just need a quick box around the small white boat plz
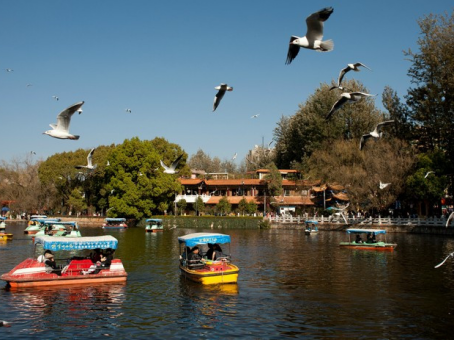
[145,219,163,232]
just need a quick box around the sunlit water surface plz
[1,222,454,339]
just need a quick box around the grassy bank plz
[137,216,265,229]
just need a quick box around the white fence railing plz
[268,215,453,227]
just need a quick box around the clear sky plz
[0,0,452,165]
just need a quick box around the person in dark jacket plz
[44,251,61,275]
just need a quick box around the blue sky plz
[0,0,452,164]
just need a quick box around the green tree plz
[194,196,205,215]
[404,10,454,192]
[273,80,383,168]
[246,200,258,215]
[68,188,87,215]
[216,196,231,216]
[106,137,185,219]
[264,163,283,197]
[238,197,248,215]
[177,199,187,215]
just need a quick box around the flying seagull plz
[43,101,84,140]
[125,109,132,113]
[5,68,13,72]
[75,148,96,170]
[359,120,395,150]
[213,83,233,112]
[160,154,183,174]
[251,114,260,119]
[232,153,237,160]
[446,211,454,228]
[424,171,435,179]
[52,95,59,101]
[286,7,334,65]
[330,62,372,91]
[379,181,390,189]
[326,92,376,120]
[435,251,454,268]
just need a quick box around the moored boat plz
[1,235,127,288]
[339,228,397,251]
[178,233,239,285]
[102,218,128,229]
[24,218,61,234]
[34,221,82,238]
[0,232,13,241]
[0,217,6,230]
[145,219,163,232]
[304,220,319,235]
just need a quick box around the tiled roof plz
[272,196,315,205]
[206,196,262,204]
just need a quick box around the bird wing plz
[87,148,95,167]
[360,133,372,150]
[326,96,348,120]
[353,62,372,71]
[305,7,333,42]
[285,36,300,65]
[446,211,454,228]
[170,154,184,170]
[160,160,169,171]
[337,66,351,87]
[213,90,226,111]
[376,120,395,131]
[351,92,375,99]
[55,101,84,132]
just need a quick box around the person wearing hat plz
[44,250,61,275]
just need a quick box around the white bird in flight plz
[52,95,59,101]
[232,153,237,160]
[75,148,96,170]
[125,109,132,113]
[326,92,376,120]
[359,120,395,150]
[435,250,454,268]
[330,62,372,91]
[43,101,84,140]
[5,68,13,72]
[213,83,233,112]
[251,114,260,119]
[379,181,390,189]
[160,154,183,174]
[286,7,334,65]
[424,171,435,179]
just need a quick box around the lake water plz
[1,222,454,339]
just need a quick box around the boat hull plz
[0,233,13,241]
[339,242,397,251]
[1,258,128,288]
[179,263,239,285]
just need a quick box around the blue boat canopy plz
[146,219,163,223]
[105,218,126,222]
[346,228,386,235]
[47,221,78,226]
[305,220,318,225]
[0,217,6,220]
[32,218,61,223]
[30,215,47,219]
[34,235,118,251]
[178,233,231,247]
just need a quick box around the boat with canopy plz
[145,219,163,232]
[102,218,128,229]
[34,221,82,238]
[1,235,127,288]
[304,220,319,235]
[339,228,397,251]
[24,218,61,234]
[178,233,239,285]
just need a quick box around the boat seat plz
[188,262,205,270]
[65,259,94,274]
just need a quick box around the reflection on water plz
[1,223,454,339]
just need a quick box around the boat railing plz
[268,215,453,227]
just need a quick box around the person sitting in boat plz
[212,244,227,261]
[44,251,61,275]
[366,233,373,243]
[82,249,113,275]
[188,246,205,268]
[89,249,102,263]
[355,234,363,244]
[205,243,215,260]
[371,234,377,243]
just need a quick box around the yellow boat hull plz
[179,264,239,285]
